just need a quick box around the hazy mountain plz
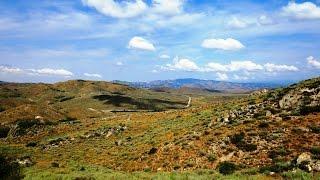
[113,78,282,93]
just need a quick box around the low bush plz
[0,154,23,179]
[230,132,245,145]
[0,126,10,138]
[310,146,320,155]
[309,125,320,134]
[0,106,5,112]
[207,154,216,162]
[259,162,293,173]
[218,161,237,175]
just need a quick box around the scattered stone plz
[312,161,320,172]
[16,157,33,167]
[266,110,272,117]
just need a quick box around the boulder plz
[297,153,311,165]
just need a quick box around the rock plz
[297,153,313,171]
[17,157,33,167]
[223,117,229,123]
[115,140,122,146]
[35,116,43,120]
[312,161,320,172]
[297,153,311,165]
[266,110,272,117]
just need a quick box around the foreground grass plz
[23,167,276,180]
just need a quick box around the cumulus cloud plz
[228,61,263,71]
[161,58,300,76]
[128,36,156,51]
[82,0,147,18]
[82,0,185,18]
[307,56,320,69]
[162,56,199,71]
[216,72,228,81]
[29,68,73,77]
[0,65,73,77]
[205,61,263,72]
[0,65,23,74]
[282,2,320,20]
[227,17,250,29]
[201,38,245,51]
[159,54,170,59]
[84,73,102,78]
[264,63,299,72]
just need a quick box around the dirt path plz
[185,96,192,108]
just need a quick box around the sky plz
[0,0,319,83]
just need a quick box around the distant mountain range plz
[113,78,283,93]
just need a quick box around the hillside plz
[0,80,189,125]
[114,78,281,93]
[0,77,319,179]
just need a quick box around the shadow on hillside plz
[92,94,185,110]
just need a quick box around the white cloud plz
[216,72,228,81]
[152,0,184,15]
[0,65,23,74]
[162,56,199,71]
[128,36,156,51]
[307,56,320,69]
[151,69,158,73]
[205,62,229,72]
[0,65,74,77]
[264,63,299,72]
[29,68,73,77]
[159,54,170,59]
[233,74,249,81]
[227,17,249,29]
[282,2,320,20]
[201,38,245,51]
[258,15,275,25]
[228,61,263,71]
[116,61,124,66]
[82,0,147,18]
[84,73,102,78]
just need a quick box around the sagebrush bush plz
[218,161,237,175]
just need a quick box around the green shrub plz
[218,161,237,175]
[310,146,320,155]
[258,122,269,128]
[298,105,320,115]
[268,148,289,160]
[0,106,5,112]
[0,126,10,138]
[309,125,320,133]
[230,132,245,145]
[207,154,216,162]
[238,143,257,152]
[259,162,293,173]
[0,154,23,179]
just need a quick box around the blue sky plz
[0,0,319,83]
